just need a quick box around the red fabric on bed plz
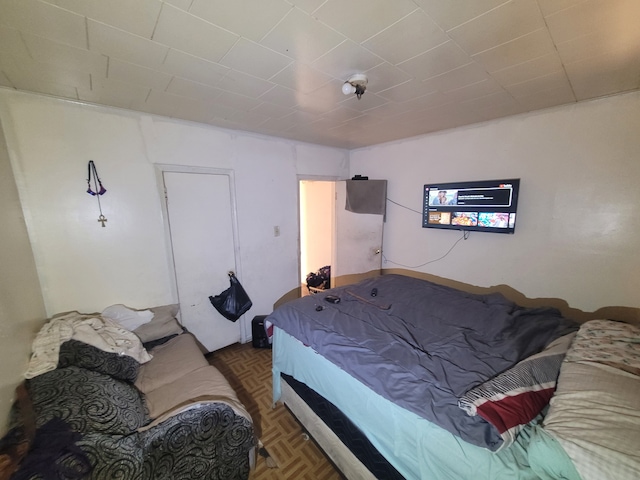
[475,388,555,434]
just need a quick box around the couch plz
[6,306,255,480]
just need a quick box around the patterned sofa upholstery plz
[17,334,255,480]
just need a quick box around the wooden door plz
[163,171,241,352]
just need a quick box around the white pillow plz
[102,304,154,331]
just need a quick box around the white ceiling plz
[1,0,639,149]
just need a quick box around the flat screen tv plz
[422,178,520,234]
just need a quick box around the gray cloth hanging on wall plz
[345,179,387,216]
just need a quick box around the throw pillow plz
[58,339,140,382]
[28,366,149,435]
[458,332,576,450]
[101,304,154,331]
[133,304,183,344]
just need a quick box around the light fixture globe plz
[342,74,368,99]
[342,82,356,95]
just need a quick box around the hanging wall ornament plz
[86,160,108,227]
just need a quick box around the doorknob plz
[374,249,381,255]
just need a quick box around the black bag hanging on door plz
[209,272,252,322]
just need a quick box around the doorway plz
[299,180,335,295]
[299,178,386,294]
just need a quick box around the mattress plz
[272,327,574,480]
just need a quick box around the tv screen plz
[422,179,520,234]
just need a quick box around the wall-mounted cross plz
[98,215,107,227]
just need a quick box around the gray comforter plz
[268,274,578,451]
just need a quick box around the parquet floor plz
[207,341,344,480]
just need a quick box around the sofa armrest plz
[138,402,255,480]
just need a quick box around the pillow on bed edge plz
[102,304,154,331]
[133,304,183,343]
[458,332,576,450]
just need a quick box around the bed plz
[268,274,640,479]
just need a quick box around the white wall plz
[351,91,640,314]
[0,90,349,332]
[0,122,46,433]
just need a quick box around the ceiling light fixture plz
[342,74,368,100]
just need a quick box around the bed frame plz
[279,377,377,480]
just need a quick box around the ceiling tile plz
[0,0,86,48]
[108,59,173,91]
[270,63,333,94]
[536,0,587,17]
[505,70,572,98]
[3,58,91,91]
[214,90,263,112]
[78,77,151,110]
[88,20,169,69]
[362,99,421,119]
[447,0,546,56]
[413,0,511,31]
[459,90,521,113]
[545,0,640,45]
[217,70,275,98]
[190,0,293,42]
[13,78,79,99]
[363,63,412,92]
[22,33,108,77]
[296,91,339,115]
[257,85,299,108]
[250,101,293,119]
[0,70,13,87]
[160,49,229,87]
[515,82,576,111]
[565,53,640,100]
[165,76,222,101]
[490,53,564,86]
[557,29,640,66]
[219,38,292,80]
[314,0,419,43]
[339,92,388,112]
[471,28,557,73]
[319,106,363,123]
[152,4,239,63]
[311,40,384,81]
[362,9,448,65]
[376,79,437,102]
[0,25,31,60]
[267,110,318,130]
[134,89,189,117]
[284,0,325,15]
[1,0,638,149]
[397,41,471,80]
[422,63,492,93]
[162,0,193,11]
[299,79,345,104]
[441,78,504,103]
[46,0,162,39]
[261,7,346,63]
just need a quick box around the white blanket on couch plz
[25,311,152,379]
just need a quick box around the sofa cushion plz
[135,333,208,393]
[142,365,251,428]
[58,339,140,382]
[28,366,149,435]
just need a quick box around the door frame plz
[155,164,249,343]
